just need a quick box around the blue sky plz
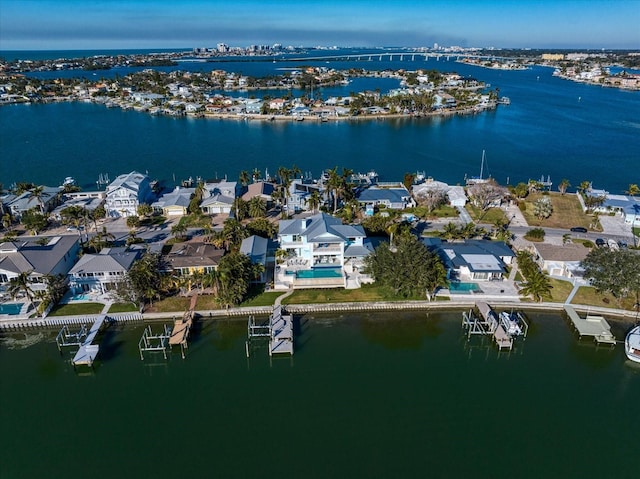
[1,0,638,50]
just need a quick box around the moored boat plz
[625,326,640,363]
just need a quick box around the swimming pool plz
[0,303,24,315]
[70,293,92,301]
[449,282,482,294]
[295,268,342,279]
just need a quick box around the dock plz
[563,305,616,345]
[168,295,197,359]
[269,305,294,356]
[462,301,517,351]
[246,305,294,357]
[70,315,107,367]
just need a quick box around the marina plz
[563,305,617,346]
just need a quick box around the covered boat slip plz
[563,305,616,345]
[246,305,294,357]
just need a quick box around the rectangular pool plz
[295,268,343,279]
[0,303,24,315]
[449,282,482,294]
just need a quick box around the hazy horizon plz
[1,0,638,51]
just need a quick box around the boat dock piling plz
[246,305,294,357]
[138,324,172,360]
[564,305,616,346]
[462,302,515,351]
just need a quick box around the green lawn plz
[521,192,598,230]
[283,284,425,304]
[465,205,506,224]
[241,292,284,307]
[49,302,105,316]
[107,302,139,313]
[571,286,637,310]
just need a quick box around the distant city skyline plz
[1,0,639,51]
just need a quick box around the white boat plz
[62,176,76,187]
[499,311,523,336]
[625,326,640,363]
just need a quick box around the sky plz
[1,0,639,51]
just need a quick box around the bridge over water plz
[283,52,511,63]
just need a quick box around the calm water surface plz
[1,59,638,192]
[1,311,637,479]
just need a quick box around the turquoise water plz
[296,267,342,279]
[0,303,23,315]
[2,59,639,193]
[0,311,637,478]
[449,282,482,293]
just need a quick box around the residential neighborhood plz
[1,166,639,321]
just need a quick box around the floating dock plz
[70,315,107,368]
[563,305,616,345]
[462,301,526,351]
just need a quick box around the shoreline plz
[1,298,637,331]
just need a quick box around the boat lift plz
[138,324,172,360]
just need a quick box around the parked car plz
[570,227,587,233]
[595,238,606,247]
[618,240,628,249]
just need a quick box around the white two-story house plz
[104,171,154,218]
[277,213,370,289]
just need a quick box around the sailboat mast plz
[480,150,485,180]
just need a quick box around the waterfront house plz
[0,235,80,295]
[51,191,105,222]
[276,213,370,289]
[356,184,414,210]
[68,246,144,294]
[412,178,468,208]
[530,243,588,279]
[424,238,514,282]
[241,181,276,207]
[151,187,195,217]
[287,179,323,213]
[240,235,270,284]
[200,180,237,215]
[162,240,224,276]
[104,171,154,218]
[6,186,61,220]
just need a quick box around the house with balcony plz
[0,235,80,295]
[162,240,225,276]
[68,246,144,294]
[104,171,154,218]
[276,213,370,289]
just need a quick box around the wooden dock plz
[462,302,513,351]
[71,315,107,367]
[564,305,616,345]
[169,295,197,359]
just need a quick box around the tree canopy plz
[581,248,640,306]
[364,235,447,299]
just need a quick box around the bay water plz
[0,311,638,479]
[1,56,638,193]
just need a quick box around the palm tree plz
[171,222,188,240]
[248,197,266,218]
[558,179,571,196]
[626,184,639,198]
[519,272,553,302]
[30,185,45,213]
[251,168,262,183]
[440,222,459,240]
[7,271,34,302]
[305,190,322,214]
[579,180,591,195]
[238,170,250,187]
